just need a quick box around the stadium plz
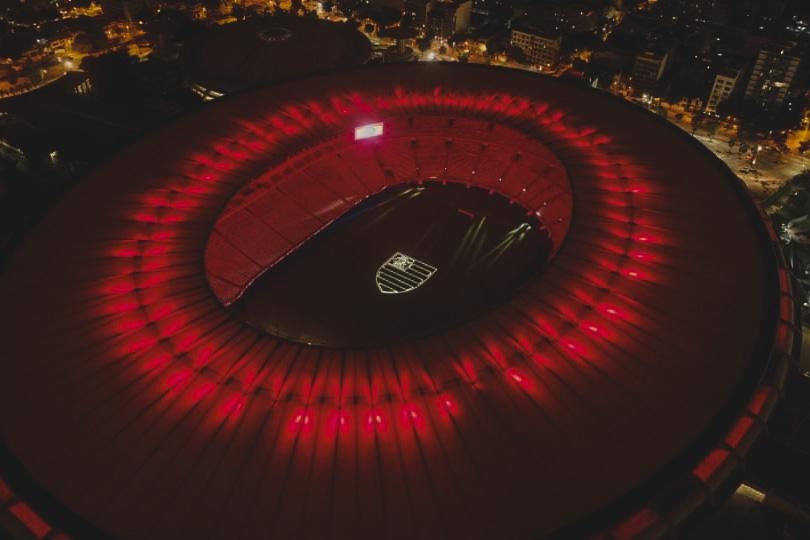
[0,63,799,539]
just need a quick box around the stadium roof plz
[0,63,798,539]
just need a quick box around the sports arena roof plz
[0,63,799,539]
[181,15,371,99]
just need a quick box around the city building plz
[426,0,472,38]
[404,0,433,26]
[518,3,599,33]
[99,0,154,21]
[375,0,406,9]
[510,18,562,67]
[705,66,743,114]
[0,63,797,540]
[632,49,670,94]
[744,44,801,111]
[46,36,72,56]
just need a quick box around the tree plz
[359,5,401,28]
[705,119,719,140]
[200,0,221,16]
[145,8,205,46]
[505,45,527,64]
[20,61,43,84]
[715,98,739,119]
[416,37,431,53]
[72,29,109,54]
[335,0,361,18]
[666,59,712,103]
[690,113,705,135]
[80,49,140,100]
[231,2,246,20]
[737,94,808,135]
[0,23,36,59]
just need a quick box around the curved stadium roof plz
[0,63,799,539]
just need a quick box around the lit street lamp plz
[752,144,763,166]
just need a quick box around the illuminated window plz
[354,122,384,140]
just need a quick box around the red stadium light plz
[354,122,383,140]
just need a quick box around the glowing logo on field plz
[354,122,384,140]
[376,252,437,294]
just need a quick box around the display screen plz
[354,122,384,140]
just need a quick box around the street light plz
[752,144,763,166]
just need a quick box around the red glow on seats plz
[507,369,525,384]
[113,247,140,257]
[775,321,793,354]
[144,352,172,371]
[0,477,12,502]
[133,213,160,223]
[600,305,624,318]
[748,386,772,415]
[365,410,387,433]
[109,301,139,314]
[222,395,246,418]
[9,502,51,539]
[194,347,215,368]
[150,230,174,240]
[400,405,423,429]
[190,382,215,403]
[611,507,658,539]
[118,318,147,332]
[127,336,157,354]
[692,447,730,482]
[148,304,175,321]
[106,283,135,294]
[439,395,457,415]
[291,410,313,433]
[327,410,349,435]
[629,251,654,262]
[165,368,192,388]
[144,245,169,256]
[724,415,755,448]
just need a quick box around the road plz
[691,132,807,201]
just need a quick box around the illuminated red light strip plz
[8,502,51,539]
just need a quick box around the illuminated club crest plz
[376,252,437,294]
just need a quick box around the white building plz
[705,68,741,114]
[510,21,562,67]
